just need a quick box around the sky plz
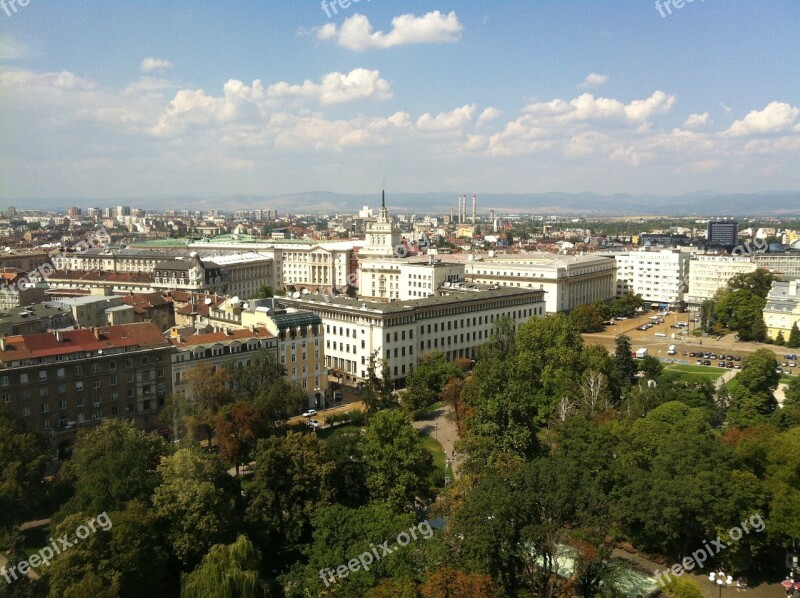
[0,0,798,204]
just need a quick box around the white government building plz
[279,284,546,386]
[462,254,617,313]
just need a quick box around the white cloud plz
[725,101,800,137]
[267,68,392,105]
[317,11,463,51]
[684,112,710,128]
[720,102,733,116]
[141,58,173,72]
[416,104,476,131]
[476,107,503,127]
[579,73,609,88]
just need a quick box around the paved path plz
[613,548,786,597]
[412,405,461,478]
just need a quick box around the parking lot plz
[584,310,797,376]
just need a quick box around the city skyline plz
[1,1,798,203]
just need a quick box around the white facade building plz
[685,255,758,306]
[463,253,616,313]
[603,249,690,308]
[280,285,546,385]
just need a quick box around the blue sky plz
[1,0,798,203]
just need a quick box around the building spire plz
[382,188,385,209]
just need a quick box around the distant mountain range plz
[12,191,800,217]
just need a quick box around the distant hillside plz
[12,190,800,217]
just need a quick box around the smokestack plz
[472,194,477,225]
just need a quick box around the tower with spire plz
[360,188,401,258]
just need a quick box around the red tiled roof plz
[0,323,169,362]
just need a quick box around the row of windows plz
[1,357,163,386]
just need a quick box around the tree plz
[419,568,498,597]
[579,370,611,415]
[787,322,800,348]
[45,501,171,598]
[713,289,766,341]
[613,335,636,391]
[215,401,266,477]
[364,353,397,415]
[56,419,166,522]
[323,428,369,508]
[737,349,780,394]
[183,363,234,447]
[0,530,36,598]
[727,269,776,299]
[254,379,307,427]
[478,315,517,360]
[363,409,433,512]
[152,449,240,566]
[250,284,274,299]
[286,502,423,597]
[228,350,285,399]
[662,577,704,598]
[775,330,786,345]
[403,352,463,417]
[640,355,664,381]
[180,535,266,598]
[0,407,49,532]
[569,303,605,333]
[245,432,335,546]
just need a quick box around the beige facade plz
[764,280,800,340]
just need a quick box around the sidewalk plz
[412,405,461,478]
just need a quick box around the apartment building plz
[763,280,800,340]
[685,255,758,307]
[169,327,278,398]
[280,285,546,386]
[602,249,690,309]
[0,323,171,450]
[463,253,616,313]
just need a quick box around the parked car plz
[734,356,742,361]
[703,360,712,366]
[776,368,783,375]
[726,355,734,361]
[696,359,703,365]
[308,419,321,428]
[718,362,726,368]
[734,364,742,369]
[302,409,317,418]
[726,362,734,368]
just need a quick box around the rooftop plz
[0,323,169,364]
[280,285,544,315]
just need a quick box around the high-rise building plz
[707,219,739,246]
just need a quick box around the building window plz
[75,381,84,392]
[19,373,28,384]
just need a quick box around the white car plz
[302,409,317,418]
[308,419,321,428]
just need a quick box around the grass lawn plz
[663,363,726,383]
[418,432,446,483]
[317,424,362,441]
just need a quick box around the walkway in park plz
[412,404,462,478]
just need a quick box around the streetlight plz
[709,570,732,598]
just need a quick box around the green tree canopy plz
[363,410,433,513]
[56,419,167,522]
[153,448,240,566]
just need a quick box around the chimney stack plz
[472,194,477,225]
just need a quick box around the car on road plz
[302,409,317,418]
